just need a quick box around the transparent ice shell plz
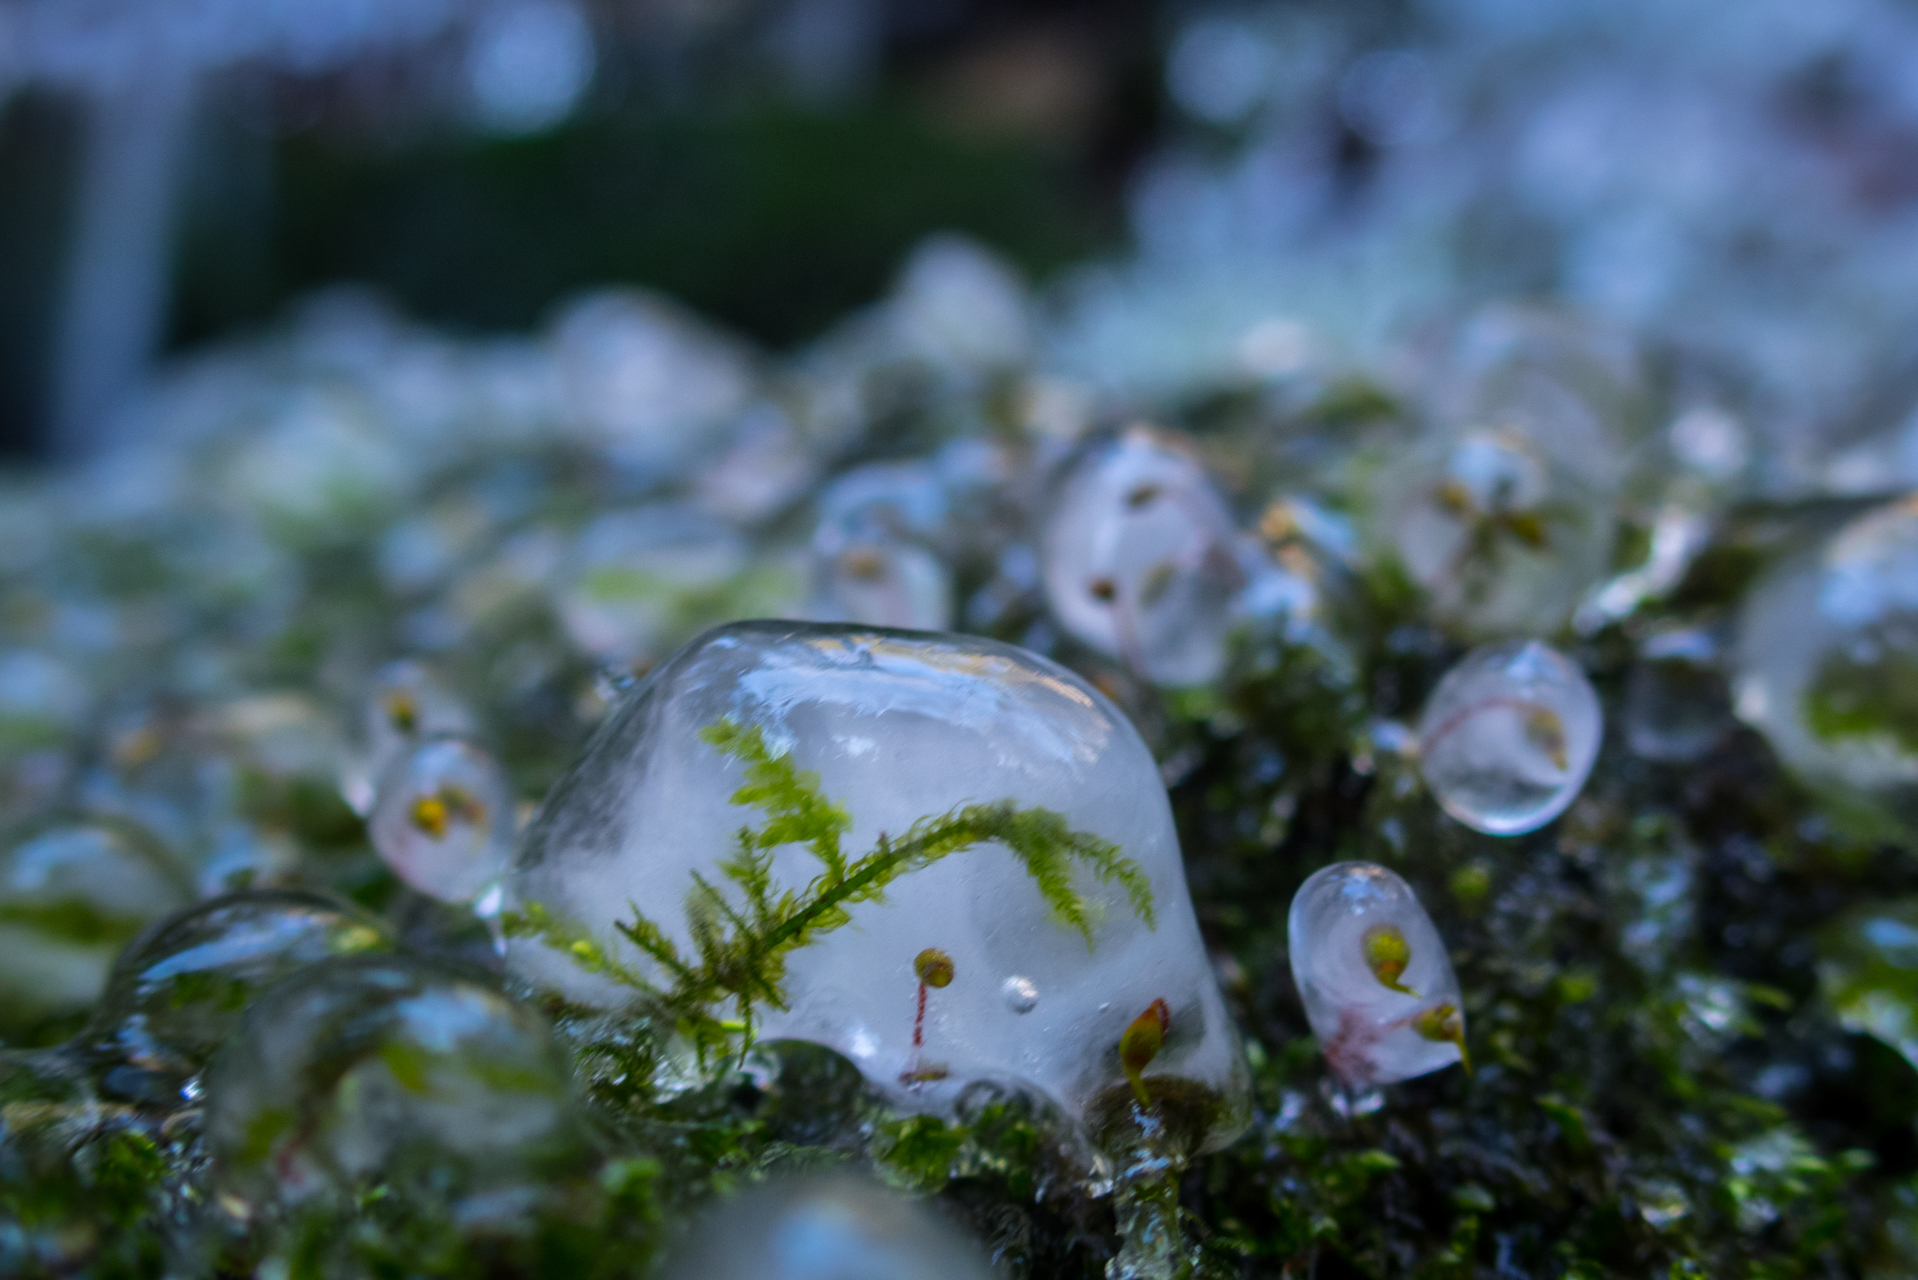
[1287,862,1466,1088]
[368,738,515,906]
[1039,429,1247,686]
[364,660,475,780]
[550,289,756,475]
[83,890,393,1104]
[1734,495,1918,834]
[204,954,593,1210]
[508,621,1248,1150]
[660,1174,996,1280]
[811,533,953,632]
[1374,428,1615,639]
[808,461,961,630]
[1416,640,1603,836]
[554,504,751,661]
[0,822,189,1019]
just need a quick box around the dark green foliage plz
[1803,622,1918,756]
[511,719,1154,1064]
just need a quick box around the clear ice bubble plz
[660,1173,996,1280]
[1002,975,1040,1014]
[0,821,189,1022]
[364,660,475,776]
[1373,428,1615,638]
[368,738,514,907]
[1624,627,1734,763]
[1416,639,1602,835]
[809,463,960,629]
[347,659,477,813]
[1287,861,1467,1088]
[203,954,593,1212]
[82,889,393,1104]
[891,233,1033,375]
[1734,495,1918,835]
[508,621,1248,1152]
[1039,428,1249,686]
[811,530,953,631]
[553,503,756,661]
[550,288,756,474]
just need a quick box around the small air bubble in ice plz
[1002,975,1039,1014]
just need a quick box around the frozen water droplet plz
[364,660,474,777]
[368,738,514,905]
[814,535,953,631]
[554,504,755,661]
[1002,975,1039,1013]
[1039,428,1248,686]
[1288,862,1466,1088]
[0,821,188,1024]
[85,890,393,1104]
[1625,628,1732,763]
[1374,428,1614,638]
[204,954,592,1212]
[1734,496,1918,836]
[660,1174,996,1280]
[1416,640,1601,835]
[551,289,755,473]
[508,621,1248,1151]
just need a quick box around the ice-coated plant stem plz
[1120,997,1170,1107]
[901,947,953,1085]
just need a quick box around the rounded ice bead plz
[812,533,953,631]
[554,504,752,661]
[368,737,514,905]
[83,890,393,1104]
[1416,639,1602,835]
[660,1174,996,1280]
[203,954,592,1211]
[1733,495,1918,836]
[1373,428,1614,638]
[364,660,474,777]
[1039,428,1247,686]
[1287,862,1467,1087]
[0,821,189,1025]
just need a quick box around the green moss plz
[511,718,1154,1066]
[1803,631,1918,756]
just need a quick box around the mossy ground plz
[5,495,1917,1278]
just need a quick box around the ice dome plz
[506,621,1248,1150]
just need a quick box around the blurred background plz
[0,0,1159,459]
[7,0,1918,479]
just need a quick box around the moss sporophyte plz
[902,947,954,1085]
[408,786,485,840]
[507,718,1157,1072]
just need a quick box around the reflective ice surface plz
[1287,862,1466,1088]
[1417,640,1602,835]
[0,821,188,1020]
[660,1174,995,1280]
[364,661,475,782]
[84,889,393,1104]
[204,954,592,1211]
[1735,495,1918,834]
[509,621,1247,1148]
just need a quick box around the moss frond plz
[524,718,1157,1063]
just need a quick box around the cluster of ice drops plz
[12,211,1918,1275]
